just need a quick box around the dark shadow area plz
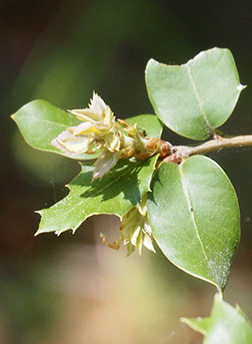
[78,159,144,203]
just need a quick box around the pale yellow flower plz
[51,93,120,155]
[99,194,155,255]
[51,92,167,180]
[120,194,155,255]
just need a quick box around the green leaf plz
[181,294,252,344]
[147,155,240,290]
[126,114,163,138]
[11,99,94,160]
[36,155,159,235]
[12,101,162,160]
[146,48,244,140]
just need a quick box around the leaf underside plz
[147,155,240,290]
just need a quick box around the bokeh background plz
[1,1,252,343]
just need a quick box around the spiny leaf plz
[36,155,159,236]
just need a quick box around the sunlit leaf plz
[147,155,240,290]
[12,100,162,160]
[146,48,244,140]
[36,155,159,235]
[181,294,252,343]
[11,100,93,160]
[126,114,163,138]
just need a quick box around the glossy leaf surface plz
[12,100,162,159]
[182,294,252,343]
[126,114,163,138]
[147,155,240,290]
[146,48,244,140]
[11,100,91,160]
[36,156,158,235]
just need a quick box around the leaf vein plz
[29,115,71,129]
[46,159,149,224]
[179,166,210,266]
[186,64,213,132]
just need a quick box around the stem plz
[172,135,252,159]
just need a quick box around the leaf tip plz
[237,83,247,91]
[180,317,207,336]
[10,113,16,121]
[71,228,78,235]
[145,58,158,71]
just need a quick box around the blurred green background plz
[1,0,252,343]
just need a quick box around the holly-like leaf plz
[36,155,159,235]
[181,294,252,344]
[146,48,244,140]
[147,155,240,290]
[11,99,94,160]
[12,100,163,236]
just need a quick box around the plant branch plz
[172,135,252,160]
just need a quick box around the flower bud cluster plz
[51,93,169,179]
[119,193,155,255]
[52,93,158,255]
[100,193,155,255]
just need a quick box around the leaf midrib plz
[39,158,155,232]
[28,110,77,129]
[179,165,211,271]
[185,64,213,132]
